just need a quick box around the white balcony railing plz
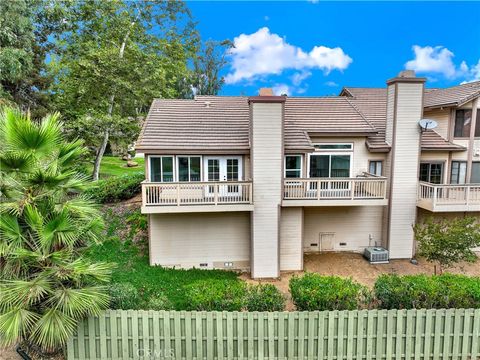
[142,181,253,206]
[417,182,480,211]
[283,177,387,201]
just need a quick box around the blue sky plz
[188,1,480,96]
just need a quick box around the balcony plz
[417,182,480,212]
[141,181,253,213]
[282,177,388,207]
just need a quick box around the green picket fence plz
[67,309,480,360]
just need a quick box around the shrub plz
[289,273,371,311]
[86,172,144,203]
[184,279,246,311]
[245,284,286,311]
[109,283,140,310]
[145,295,173,310]
[374,274,480,309]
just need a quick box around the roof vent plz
[259,88,273,96]
[204,101,212,108]
[398,70,416,78]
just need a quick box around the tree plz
[49,0,198,180]
[190,40,232,96]
[0,0,71,116]
[414,216,480,274]
[0,108,112,352]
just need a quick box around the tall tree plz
[50,0,198,180]
[0,0,71,116]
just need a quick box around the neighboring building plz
[135,71,480,278]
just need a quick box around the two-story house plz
[135,70,480,279]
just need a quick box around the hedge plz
[289,273,371,311]
[86,172,144,203]
[374,273,480,309]
[245,284,286,312]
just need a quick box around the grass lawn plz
[86,206,239,310]
[86,156,145,178]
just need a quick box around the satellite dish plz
[418,119,438,132]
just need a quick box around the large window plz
[150,156,174,182]
[178,156,201,181]
[309,154,351,178]
[472,162,480,183]
[454,109,480,138]
[451,161,467,184]
[285,155,302,178]
[419,163,443,184]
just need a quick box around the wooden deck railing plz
[142,181,253,206]
[283,177,387,200]
[418,182,480,209]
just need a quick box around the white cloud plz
[272,84,291,96]
[325,81,339,87]
[307,0,319,3]
[291,71,312,86]
[225,27,352,84]
[405,45,457,78]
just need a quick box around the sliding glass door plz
[309,154,351,190]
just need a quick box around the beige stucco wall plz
[303,206,384,252]
[279,207,303,271]
[424,108,450,139]
[149,212,250,270]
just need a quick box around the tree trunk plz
[91,20,135,180]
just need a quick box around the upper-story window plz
[178,156,201,182]
[472,162,480,183]
[419,162,443,184]
[150,156,174,182]
[454,109,480,138]
[369,160,383,176]
[285,155,302,178]
[309,143,352,178]
[451,161,467,184]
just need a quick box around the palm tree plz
[0,107,112,351]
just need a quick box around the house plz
[135,70,480,279]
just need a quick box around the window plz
[309,154,351,178]
[450,161,467,184]
[226,159,239,181]
[285,155,302,178]
[454,110,472,137]
[471,162,480,183]
[150,156,174,182]
[178,156,201,181]
[314,143,353,150]
[419,163,443,184]
[369,161,383,176]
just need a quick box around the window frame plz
[450,161,467,185]
[149,155,175,182]
[308,152,353,179]
[471,162,480,184]
[284,155,303,178]
[419,161,444,184]
[368,160,383,176]
[177,155,202,182]
[454,109,473,139]
[313,142,353,151]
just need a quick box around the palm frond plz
[0,152,33,173]
[48,286,109,318]
[0,277,53,310]
[30,308,76,351]
[0,214,24,254]
[0,308,40,347]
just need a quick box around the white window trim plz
[284,155,303,178]
[368,160,383,177]
[203,156,243,182]
[177,155,203,182]
[307,152,353,179]
[149,155,175,182]
[313,142,353,151]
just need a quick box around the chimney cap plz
[398,70,416,78]
[259,88,274,96]
[386,70,426,85]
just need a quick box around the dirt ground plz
[242,252,480,310]
[0,348,17,360]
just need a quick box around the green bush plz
[289,273,371,311]
[145,295,173,310]
[374,274,480,309]
[86,172,144,203]
[245,284,286,311]
[109,283,140,310]
[184,279,246,311]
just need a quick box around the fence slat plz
[67,309,480,360]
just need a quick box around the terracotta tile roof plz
[424,81,480,109]
[421,130,466,151]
